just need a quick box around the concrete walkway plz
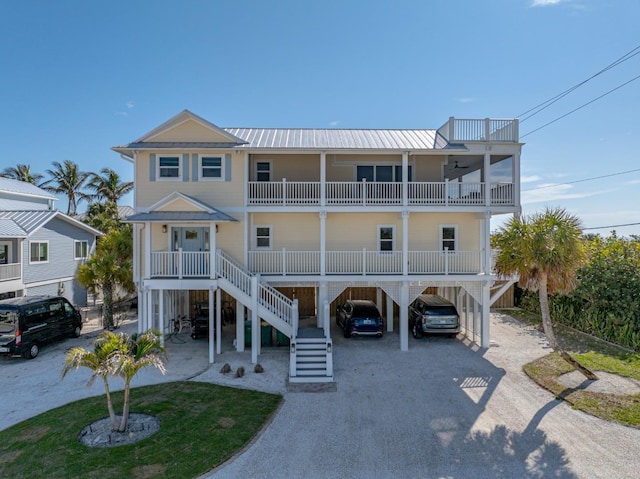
[1,313,639,478]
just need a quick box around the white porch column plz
[146,288,153,333]
[402,151,409,206]
[209,287,215,363]
[402,211,409,276]
[318,283,328,329]
[319,211,326,276]
[159,290,165,347]
[484,151,491,207]
[216,288,222,355]
[473,295,480,345]
[210,222,216,279]
[385,292,394,332]
[137,287,144,334]
[465,290,471,338]
[376,288,383,320]
[482,212,492,275]
[244,151,250,266]
[320,151,326,207]
[400,282,409,351]
[513,151,521,208]
[236,301,245,352]
[481,282,491,348]
[251,275,260,364]
[144,223,151,279]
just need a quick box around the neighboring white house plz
[0,178,102,305]
[114,110,522,382]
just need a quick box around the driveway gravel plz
[1,312,639,479]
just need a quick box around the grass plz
[499,308,640,428]
[0,381,282,479]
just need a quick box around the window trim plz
[439,224,458,253]
[74,240,89,260]
[377,225,395,253]
[255,160,272,182]
[29,240,49,264]
[254,225,272,250]
[157,155,182,181]
[199,154,225,181]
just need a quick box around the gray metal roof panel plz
[0,210,56,234]
[0,178,57,200]
[124,211,237,223]
[0,219,27,238]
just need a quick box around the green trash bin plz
[244,320,273,347]
[276,329,290,346]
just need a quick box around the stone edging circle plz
[79,413,161,448]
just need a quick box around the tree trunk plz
[102,377,118,430]
[119,383,131,432]
[103,283,114,330]
[539,273,598,380]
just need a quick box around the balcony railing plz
[437,117,519,143]
[0,263,21,282]
[248,180,514,207]
[150,250,210,278]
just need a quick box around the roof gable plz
[134,110,246,145]
[148,192,215,213]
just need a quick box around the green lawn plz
[500,309,640,428]
[0,381,282,478]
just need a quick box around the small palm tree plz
[87,167,133,206]
[111,331,166,431]
[1,164,45,186]
[61,331,124,430]
[492,207,597,380]
[42,160,92,215]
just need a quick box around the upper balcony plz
[248,180,514,207]
[437,118,519,143]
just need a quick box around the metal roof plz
[223,128,448,150]
[0,219,27,238]
[124,211,237,223]
[0,210,56,235]
[0,177,57,200]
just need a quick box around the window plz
[357,165,412,182]
[255,226,272,249]
[158,155,181,180]
[200,155,223,180]
[440,225,457,252]
[256,161,271,182]
[30,241,48,263]
[0,244,8,265]
[74,240,88,260]
[378,226,395,252]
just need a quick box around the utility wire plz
[520,73,640,139]
[583,222,640,231]
[522,168,640,191]
[517,44,640,122]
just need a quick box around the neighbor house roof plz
[0,210,103,238]
[0,177,57,201]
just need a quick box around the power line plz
[522,168,640,191]
[518,45,640,122]
[583,222,640,231]
[520,73,640,139]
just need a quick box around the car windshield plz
[352,305,380,317]
[0,309,17,334]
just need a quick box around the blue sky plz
[2,0,639,235]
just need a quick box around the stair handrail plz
[216,249,295,328]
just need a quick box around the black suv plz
[336,300,383,338]
[0,296,83,359]
[409,294,460,338]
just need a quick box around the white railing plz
[150,250,209,278]
[437,117,519,142]
[249,249,483,275]
[0,263,21,282]
[216,250,252,296]
[249,181,514,206]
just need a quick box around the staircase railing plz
[216,249,295,331]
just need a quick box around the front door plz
[172,227,207,252]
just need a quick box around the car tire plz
[71,325,81,338]
[23,343,39,360]
[412,324,422,339]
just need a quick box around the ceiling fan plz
[454,161,468,169]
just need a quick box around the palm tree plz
[42,160,92,215]
[61,331,124,430]
[492,207,597,380]
[1,164,45,186]
[111,331,166,431]
[87,167,133,207]
[77,228,134,329]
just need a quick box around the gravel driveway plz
[1,313,639,478]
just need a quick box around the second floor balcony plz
[248,180,514,207]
